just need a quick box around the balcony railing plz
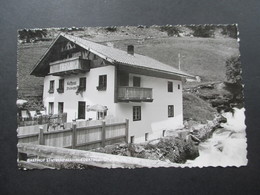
[117,87,153,102]
[49,57,90,76]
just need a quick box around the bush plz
[160,25,181,37]
[188,25,215,38]
[226,56,242,84]
[105,26,117,32]
[221,24,237,39]
[18,29,47,43]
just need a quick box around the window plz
[133,106,141,121]
[78,101,86,119]
[49,80,54,93]
[49,102,54,115]
[76,77,86,94]
[162,130,166,137]
[130,136,135,144]
[168,81,173,92]
[79,77,86,91]
[97,75,107,91]
[178,84,180,90]
[57,79,64,93]
[168,105,174,117]
[58,102,64,114]
[133,76,141,87]
[145,133,149,141]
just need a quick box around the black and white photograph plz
[17,24,247,169]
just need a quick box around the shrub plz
[221,24,237,39]
[188,25,215,38]
[160,25,181,37]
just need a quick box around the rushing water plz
[185,108,247,167]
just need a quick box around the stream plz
[185,108,247,167]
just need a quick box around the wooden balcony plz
[117,87,153,102]
[49,57,90,76]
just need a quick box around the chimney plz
[127,45,134,55]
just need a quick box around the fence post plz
[101,121,106,147]
[125,119,129,144]
[71,120,77,149]
[38,126,44,145]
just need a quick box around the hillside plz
[17,26,239,97]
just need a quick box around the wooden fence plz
[18,113,67,127]
[18,118,129,150]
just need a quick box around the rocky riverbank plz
[92,115,225,164]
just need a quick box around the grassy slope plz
[17,43,49,96]
[110,37,239,82]
[183,92,217,123]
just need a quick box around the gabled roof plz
[31,33,194,78]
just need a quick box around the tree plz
[225,56,244,109]
[226,56,242,84]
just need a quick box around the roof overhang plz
[30,33,195,79]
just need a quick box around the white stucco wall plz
[43,66,183,144]
[115,73,183,143]
[43,65,116,122]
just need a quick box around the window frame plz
[145,133,149,141]
[133,76,141,87]
[57,79,64,93]
[58,102,64,114]
[133,106,141,121]
[168,105,174,118]
[97,75,107,91]
[78,101,86,119]
[168,81,173,92]
[49,80,55,93]
[130,136,135,144]
[49,102,54,115]
[79,77,86,91]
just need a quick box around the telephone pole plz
[178,53,181,70]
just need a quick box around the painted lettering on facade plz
[67,80,78,90]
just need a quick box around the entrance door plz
[78,101,86,119]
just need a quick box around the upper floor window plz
[76,77,86,95]
[97,75,107,91]
[168,81,173,92]
[178,84,180,90]
[133,76,141,87]
[49,80,54,93]
[79,77,86,90]
[57,79,64,93]
[133,106,141,121]
[168,105,174,117]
